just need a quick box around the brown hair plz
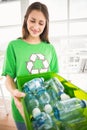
[22,2,50,43]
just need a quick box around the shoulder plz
[8,39,21,46]
[42,41,55,49]
[7,39,22,49]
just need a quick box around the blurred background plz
[0,0,87,98]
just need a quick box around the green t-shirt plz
[2,39,58,122]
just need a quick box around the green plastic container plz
[17,72,87,130]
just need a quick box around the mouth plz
[32,29,39,34]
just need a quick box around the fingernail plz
[22,93,26,96]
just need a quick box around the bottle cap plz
[32,108,41,118]
[44,104,52,114]
[82,100,87,107]
[60,93,70,100]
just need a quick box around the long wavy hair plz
[22,2,50,43]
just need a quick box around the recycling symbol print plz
[27,53,49,74]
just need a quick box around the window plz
[0,0,21,26]
[0,0,21,75]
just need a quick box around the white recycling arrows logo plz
[27,53,49,74]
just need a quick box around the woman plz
[2,2,58,130]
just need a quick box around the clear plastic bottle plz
[22,83,30,93]
[44,77,70,101]
[24,91,39,114]
[61,116,87,130]
[53,97,87,122]
[50,77,70,100]
[23,77,51,112]
[36,87,51,110]
[23,77,44,94]
[44,104,60,130]
[32,108,57,130]
[44,80,59,105]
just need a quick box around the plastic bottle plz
[44,104,60,130]
[24,91,39,114]
[23,77,51,112]
[61,115,87,130]
[53,97,87,122]
[44,80,60,105]
[22,83,30,93]
[44,78,70,104]
[23,77,44,94]
[32,108,57,130]
[51,77,70,100]
[36,87,51,110]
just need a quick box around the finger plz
[14,89,26,97]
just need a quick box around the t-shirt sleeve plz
[50,45,59,73]
[2,42,16,78]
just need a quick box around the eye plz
[39,23,44,26]
[30,20,35,23]
[39,21,45,26]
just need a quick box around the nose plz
[33,23,39,30]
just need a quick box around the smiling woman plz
[1,2,58,130]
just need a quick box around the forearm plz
[5,75,16,96]
[5,75,25,119]
[5,75,25,97]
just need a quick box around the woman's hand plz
[12,89,26,120]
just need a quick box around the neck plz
[25,36,41,44]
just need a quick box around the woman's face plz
[27,10,46,38]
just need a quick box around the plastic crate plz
[17,72,87,130]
